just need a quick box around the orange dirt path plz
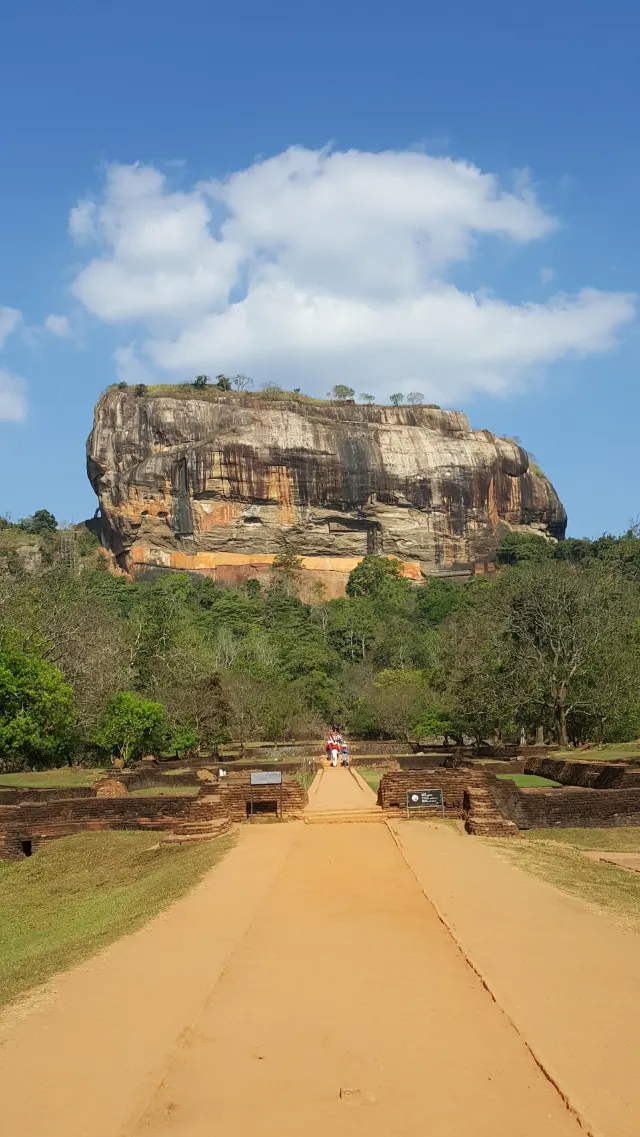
[2,791,633,1135]
[127,822,580,1137]
[306,765,377,811]
[393,820,640,1137]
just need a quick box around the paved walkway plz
[1,778,638,1136]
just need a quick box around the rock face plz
[87,388,566,598]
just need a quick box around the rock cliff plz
[87,388,566,598]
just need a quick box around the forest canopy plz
[1,527,640,769]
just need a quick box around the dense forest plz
[2,513,640,770]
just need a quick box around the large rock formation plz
[87,388,566,598]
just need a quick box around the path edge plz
[385,820,602,1137]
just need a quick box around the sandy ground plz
[0,774,636,1135]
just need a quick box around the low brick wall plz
[349,757,399,771]
[219,772,308,821]
[524,756,640,790]
[0,791,228,858]
[467,760,526,775]
[379,769,471,817]
[514,787,640,829]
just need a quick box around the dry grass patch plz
[490,834,640,931]
[553,742,640,763]
[525,826,640,851]
[0,830,234,1009]
[0,769,102,788]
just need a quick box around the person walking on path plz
[341,742,350,767]
[330,744,339,767]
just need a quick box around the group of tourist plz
[325,725,349,768]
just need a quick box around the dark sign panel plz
[406,789,444,809]
[250,770,283,785]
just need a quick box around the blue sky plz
[1,0,639,536]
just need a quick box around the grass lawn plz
[525,827,640,852]
[0,769,103,788]
[553,742,640,763]
[129,785,199,796]
[358,769,383,793]
[497,773,561,787]
[0,830,234,1010]
[491,835,640,931]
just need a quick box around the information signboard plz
[405,789,444,818]
[250,770,283,785]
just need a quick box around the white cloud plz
[113,344,154,386]
[0,307,27,422]
[540,266,555,285]
[68,148,636,401]
[69,199,97,244]
[0,306,22,350]
[0,369,27,422]
[44,313,73,338]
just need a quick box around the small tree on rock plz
[193,374,210,389]
[232,373,253,392]
[390,393,404,406]
[359,393,375,404]
[329,385,355,400]
[406,392,424,405]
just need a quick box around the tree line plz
[1,528,640,769]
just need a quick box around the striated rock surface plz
[87,388,566,598]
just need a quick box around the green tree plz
[415,578,462,626]
[93,691,165,765]
[169,722,200,757]
[19,509,57,535]
[389,393,404,406]
[215,374,232,391]
[0,647,75,770]
[359,393,375,404]
[496,531,553,565]
[346,555,406,599]
[193,374,210,389]
[330,385,355,400]
[406,392,424,405]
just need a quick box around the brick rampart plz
[524,756,640,789]
[513,787,640,829]
[0,790,228,858]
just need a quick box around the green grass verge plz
[129,786,198,796]
[497,773,561,787]
[524,827,640,852]
[553,743,640,763]
[358,770,383,793]
[490,836,640,931]
[0,769,103,788]
[0,830,234,1009]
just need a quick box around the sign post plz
[249,770,283,820]
[405,788,445,820]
